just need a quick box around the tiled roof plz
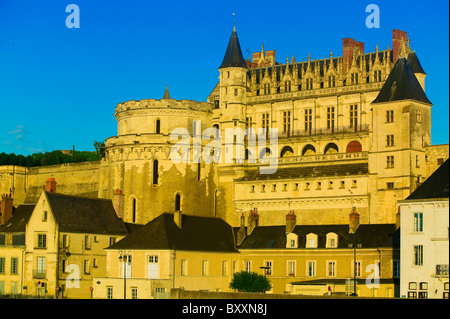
[46,192,129,235]
[108,213,238,252]
[236,163,368,182]
[406,158,449,200]
[0,204,35,233]
[237,223,399,249]
[372,57,431,105]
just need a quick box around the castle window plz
[328,76,335,88]
[386,110,394,123]
[250,186,255,193]
[386,182,394,190]
[283,111,291,133]
[263,83,270,95]
[351,73,359,85]
[374,70,382,82]
[234,88,238,96]
[316,182,322,190]
[272,184,277,192]
[328,181,334,189]
[305,182,310,191]
[416,110,422,123]
[214,100,219,109]
[294,183,299,191]
[227,71,230,78]
[350,105,358,130]
[352,180,357,188]
[340,181,345,189]
[306,78,313,90]
[261,185,266,192]
[304,108,313,134]
[386,156,395,168]
[246,117,252,129]
[175,194,181,211]
[131,197,137,223]
[262,113,270,134]
[153,160,159,184]
[386,134,394,147]
[155,119,161,134]
[285,81,291,92]
[327,107,335,131]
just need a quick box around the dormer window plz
[326,232,338,248]
[286,233,298,248]
[351,73,358,85]
[306,233,318,248]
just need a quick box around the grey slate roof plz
[236,163,368,182]
[407,52,426,74]
[107,213,238,252]
[406,158,449,200]
[237,224,399,249]
[219,27,247,69]
[46,192,129,235]
[0,204,35,233]
[372,57,431,105]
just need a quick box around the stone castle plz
[1,27,448,228]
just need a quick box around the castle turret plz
[218,25,248,163]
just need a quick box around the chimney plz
[392,29,407,63]
[355,41,364,53]
[45,178,57,193]
[0,193,14,225]
[342,38,356,72]
[174,210,182,229]
[236,213,247,245]
[349,207,360,234]
[112,189,125,219]
[286,210,296,234]
[247,207,259,234]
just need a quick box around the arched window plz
[324,143,339,154]
[131,197,137,223]
[346,141,362,153]
[302,144,316,156]
[280,146,294,158]
[175,193,181,211]
[155,119,161,134]
[153,160,159,185]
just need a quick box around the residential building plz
[399,159,449,299]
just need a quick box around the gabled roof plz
[372,57,431,105]
[45,192,129,235]
[0,204,35,233]
[237,224,399,249]
[219,26,247,69]
[108,213,238,252]
[406,158,449,200]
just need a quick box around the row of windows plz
[105,286,166,299]
[36,234,118,250]
[0,257,19,275]
[254,70,384,96]
[249,180,358,193]
[246,105,361,133]
[407,282,449,299]
[385,110,423,123]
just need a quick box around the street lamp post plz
[119,250,131,299]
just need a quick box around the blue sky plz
[0,0,448,155]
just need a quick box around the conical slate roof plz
[407,52,426,74]
[372,57,431,105]
[219,26,247,69]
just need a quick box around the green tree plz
[229,271,271,293]
[93,141,105,160]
